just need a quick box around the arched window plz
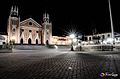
[102,35,105,39]
[89,37,91,41]
[20,38,23,44]
[108,34,110,37]
[36,39,38,44]
[28,38,32,44]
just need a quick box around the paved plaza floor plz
[0,48,120,79]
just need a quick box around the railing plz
[75,44,113,51]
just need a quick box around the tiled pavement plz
[0,49,120,79]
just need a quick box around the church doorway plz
[28,38,32,44]
[46,40,49,45]
[36,39,38,44]
[20,38,23,44]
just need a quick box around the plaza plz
[0,46,120,79]
[0,0,120,79]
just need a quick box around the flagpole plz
[108,0,114,44]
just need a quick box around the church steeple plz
[17,6,18,16]
[43,12,49,23]
[10,5,18,17]
[10,6,13,14]
[42,12,52,45]
[7,5,20,44]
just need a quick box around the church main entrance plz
[20,38,23,44]
[28,38,31,44]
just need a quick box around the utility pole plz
[108,0,114,44]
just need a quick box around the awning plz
[0,35,5,40]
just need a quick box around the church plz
[7,6,52,45]
[0,6,72,46]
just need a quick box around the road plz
[0,47,120,79]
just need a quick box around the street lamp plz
[70,34,75,39]
[8,36,16,49]
[11,36,15,41]
[69,34,76,51]
[11,36,15,45]
[73,38,77,42]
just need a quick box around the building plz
[0,32,8,45]
[0,5,77,46]
[7,6,52,45]
[52,36,71,45]
[1,6,72,45]
[84,32,120,45]
[0,35,6,45]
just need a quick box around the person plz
[80,45,82,51]
[71,45,74,51]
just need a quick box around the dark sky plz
[0,0,120,36]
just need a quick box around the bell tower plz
[7,6,20,44]
[42,13,52,45]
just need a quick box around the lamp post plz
[69,34,75,51]
[10,36,15,49]
[11,36,15,44]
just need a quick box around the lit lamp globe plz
[11,36,15,41]
[11,36,15,44]
[54,39,57,44]
[73,38,77,42]
[69,34,75,39]
[68,39,72,43]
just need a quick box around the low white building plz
[52,36,71,45]
[0,35,6,45]
[84,32,120,45]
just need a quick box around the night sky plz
[0,0,120,36]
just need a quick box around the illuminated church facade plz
[7,6,52,45]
